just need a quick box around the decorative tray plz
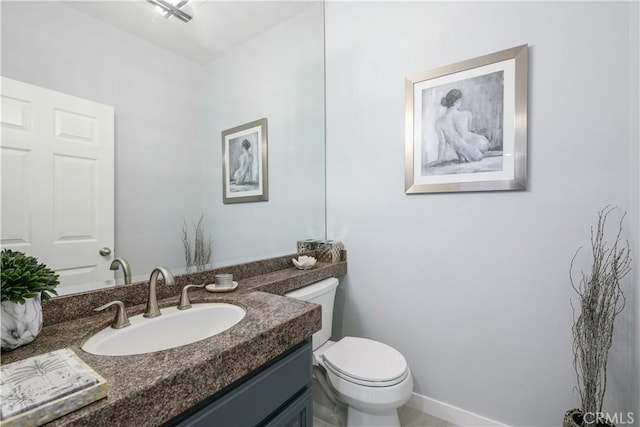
[0,348,107,427]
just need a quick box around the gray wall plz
[325,2,639,426]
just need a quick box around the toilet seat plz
[321,337,409,387]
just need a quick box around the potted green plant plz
[1,249,59,350]
[564,206,632,427]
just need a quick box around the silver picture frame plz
[222,118,269,204]
[405,44,528,194]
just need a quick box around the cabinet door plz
[263,388,312,427]
[167,340,312,427]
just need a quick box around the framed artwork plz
[222,118,268,204]
[405,44,528,194]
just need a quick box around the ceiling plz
[64,1,315,64]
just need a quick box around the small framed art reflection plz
[222,118,268,204]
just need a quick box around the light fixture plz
[146,0,192,23]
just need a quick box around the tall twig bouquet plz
[569,206,632,427]
[181,214,212,273]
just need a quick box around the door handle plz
[99,247,112,256]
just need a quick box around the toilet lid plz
[322,337,408,386]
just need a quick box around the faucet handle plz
[178,284,205,310]
[94,301,131,329]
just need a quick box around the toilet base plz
[347,406,400,427]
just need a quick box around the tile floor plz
[313,405,458,427]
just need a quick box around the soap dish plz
[292,256,317,270]
[205,282,238,293]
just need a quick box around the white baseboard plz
[406,392,510,427]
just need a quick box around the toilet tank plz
[284,277,339,351]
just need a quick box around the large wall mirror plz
[1,1,326,295]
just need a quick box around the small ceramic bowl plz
[292,255,317,270]
[214,273,233,287]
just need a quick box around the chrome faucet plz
[110,257,132,284]
[143,266,175,318]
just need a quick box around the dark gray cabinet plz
[263,388,312,427]
[164,338,312,427]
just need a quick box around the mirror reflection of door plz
[1,77,115,295]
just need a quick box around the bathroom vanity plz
[1,254,347,427]
[166,339,312,427]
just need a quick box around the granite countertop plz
[2,256,347,426]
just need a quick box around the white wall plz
[325,2,639,426]
[203,3,325,266]
[629,0,640,421]
[1,1,205,283]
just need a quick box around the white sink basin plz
[82,303,246,356]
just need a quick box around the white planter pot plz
[1,294,43,350]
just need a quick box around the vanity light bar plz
[146,0,192,23]
[162,0,190,20]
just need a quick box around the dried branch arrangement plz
[182,214,213,272]
[181,221,192,272]
[570,206,632,427]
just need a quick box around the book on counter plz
[0,348,107,426]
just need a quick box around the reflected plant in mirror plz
[182,215,213,273]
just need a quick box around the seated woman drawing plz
[435,89,490,163]
[232,139,254,185]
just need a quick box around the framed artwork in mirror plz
[405,44,528,194]
[222,118,269,204]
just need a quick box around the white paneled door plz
[1,77,115,294]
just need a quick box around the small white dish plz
[205,281,238,293]
[292,256,317,270]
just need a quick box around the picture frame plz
[405,44,528,194]
[222,118,268,204]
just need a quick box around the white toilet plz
[285,277,413,427]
